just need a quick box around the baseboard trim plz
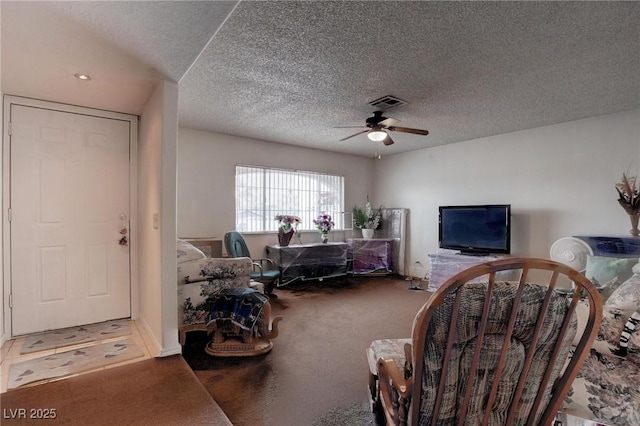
[137,316,162,357]
[136,316,182,357]
[159,346,182,357]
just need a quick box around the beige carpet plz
[1,355,231,426]
[8,338,144,389]
[184,275,431,426]
[1,276,426,425]
[21,319,131,354]
[311,401,376,425]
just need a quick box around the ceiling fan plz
[337,111,429,146]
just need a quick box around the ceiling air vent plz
[368,95,407,111]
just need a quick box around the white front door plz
[10,104,132,335]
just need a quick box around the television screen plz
[439,205,511,254]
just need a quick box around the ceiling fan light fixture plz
[367,128,387,142]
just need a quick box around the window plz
[235,165,344,232]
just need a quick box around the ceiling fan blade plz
[387,126,429,136]
[379,117,399,127]
[383,134,395,146]
[339,129,369,141]
[334,126,366,129]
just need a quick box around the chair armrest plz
[183,277,211,285]
[378,357,411,396]
[403,342,413,379]
[179,257,253,289]
[255,258,276,268]
[378,357,413,426]
[252,262,264,270]
[252,258,276,276]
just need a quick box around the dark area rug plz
[183,275,430,426]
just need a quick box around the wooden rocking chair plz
[368,257,602,426]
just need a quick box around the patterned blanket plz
[206,287,268,331]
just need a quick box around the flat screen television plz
[439,204,511,255]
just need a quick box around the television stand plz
[427,251,508,291]
[457,251,495,257]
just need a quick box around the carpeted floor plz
[0,355,231,425]
[183,275,430,426]
[0,276,426,425]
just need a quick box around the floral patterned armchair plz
[177,239,281,356]
[560,259,640,426]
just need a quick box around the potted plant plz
[615,172,640,236]
[352,197,382,239]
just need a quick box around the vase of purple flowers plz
[313,213,334,244]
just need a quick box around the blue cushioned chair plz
[224,231,280,296]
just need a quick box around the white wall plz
[0,2,4,347]
[177,129,375,256]
[374,109,640,277]
[138,81,180,356]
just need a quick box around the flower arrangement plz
[313,213,334,233]
[616,173,640,215]
[352,197,383,230]
[274,215,301,232]
[275,215,302,246]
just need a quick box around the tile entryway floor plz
[0,320,155,393]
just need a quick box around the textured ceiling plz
[1,1,238,114]
[2,1,639,158]
[179,1,640,157]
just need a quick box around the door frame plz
[2,95,139,341]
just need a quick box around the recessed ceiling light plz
[74,74,91,81]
